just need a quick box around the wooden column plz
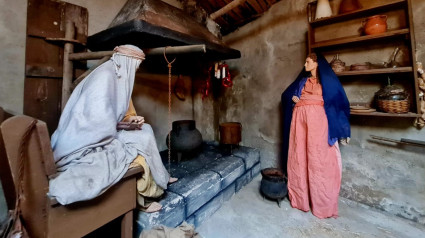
[62,21,75,110]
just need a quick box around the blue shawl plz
[281,53,350,175]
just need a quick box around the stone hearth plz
[134,142,261,236]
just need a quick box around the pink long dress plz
[287,77,342,219]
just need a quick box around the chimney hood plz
[87,0,240,60]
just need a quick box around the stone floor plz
[196,175,425,238]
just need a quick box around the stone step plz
[135,144,261,237]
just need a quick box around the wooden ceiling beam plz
[210,0,248,20]
[246,0,264,13]
[256,0,269,10]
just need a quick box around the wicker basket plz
[377,99,410,113]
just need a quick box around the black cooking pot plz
[166,120,202,153]
[260,168,287,207]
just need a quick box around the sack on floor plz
[140,222,201,238]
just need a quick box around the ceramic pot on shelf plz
[315,0,332,20]
[330,54,346,72]
[362,15,387,35]
[339,0,361,14]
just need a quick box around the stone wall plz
[217,0,425,225]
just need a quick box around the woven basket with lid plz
[375,79,409,113]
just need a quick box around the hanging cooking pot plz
[166,120,203,152]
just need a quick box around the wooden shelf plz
[336,67,413,76]
[309,0,406,27]
[308,0,420,116]
[350,111,420,117]
[311,29,409,49]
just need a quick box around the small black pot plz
[260,168,288,207]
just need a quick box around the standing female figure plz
[281,53,350,218]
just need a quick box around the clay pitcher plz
[362,15,387,35]
[315,0,332,20]
[339,0,361,14]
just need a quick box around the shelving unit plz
[310,28,409,49]
[308,0,406,26]
[307,0,420,117]
[335,67,412,76]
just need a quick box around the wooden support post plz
[210,0,248,20]
[121,210,133,238]
[68,44,207,61]
[62,21,75,111]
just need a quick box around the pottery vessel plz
[363,15,387,35]
[339,0,361,14]
[315,0,332,20]
[166,120,202,152]
[330,54,346,72]
[260,168,287,207]
[219,122,242,145]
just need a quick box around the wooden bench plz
[0,114,143,238]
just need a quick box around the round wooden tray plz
[350,105,370,110]
[350,108,376,113]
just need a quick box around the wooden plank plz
[24,77,62,134]
[219,0,244,20]
[311,28,409,48]
[240,1,258,15]
[27,0,63,38]
[35,122,57,178]
[256,0,269,10]
[350,111,420,117]
[336,67,413,76]
[62,21,75,111]
[121,210,133,238]
[309,0,406,26]
[246,0,263,13]
[198,1,215,13]
[210,0,248,20]
[48,178,136,238]
[406,0,421,114]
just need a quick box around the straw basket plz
[377,99,409,113]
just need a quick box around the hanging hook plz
[163,46,176,68]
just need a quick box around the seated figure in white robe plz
[49,45,175,212]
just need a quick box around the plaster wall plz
[220,0,425,224]
[0,0,27,223]
[0,0,27,114]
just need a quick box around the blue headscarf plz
[281,53,350,175]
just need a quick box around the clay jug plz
[339,0,361,14]
[315,0,332,20]
[362,15,387,35]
